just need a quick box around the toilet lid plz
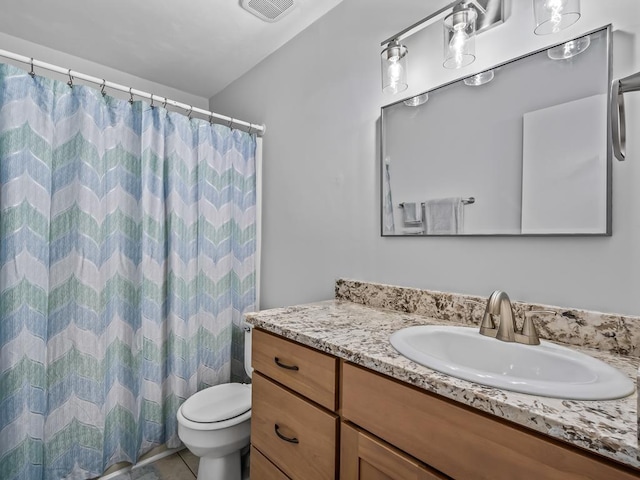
[181,383,251,423]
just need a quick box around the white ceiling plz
[0,0,343,99]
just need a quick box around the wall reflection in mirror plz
[381,27,611,236]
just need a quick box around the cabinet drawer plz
[342,363,639,480]
[251,446,290,480]
[252,328,338,410]
[252,372,338,480]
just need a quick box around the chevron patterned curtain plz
[0,63,257,480]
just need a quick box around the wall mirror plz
[381,26,611,236]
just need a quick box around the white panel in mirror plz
[521,95,608,234]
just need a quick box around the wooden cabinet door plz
[341,423,448,480]
[251,446,291,480]
[342,363,640,480]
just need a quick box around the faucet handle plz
[479,312,498,338]
[519,310,558,345]
[465,298,496,332]
[520,316,540,345]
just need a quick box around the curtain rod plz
[0,48,266,137]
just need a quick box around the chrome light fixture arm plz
[380,0,465,47]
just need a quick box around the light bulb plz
[534,0,580,35]
[381,40,408,94]
[545,0,567,33]
[443,8,477,69]
[449,24,469,69]
[388,61,403,87]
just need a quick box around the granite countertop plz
[245,299,639,469]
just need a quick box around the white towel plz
[401,202,422,226]
[424,197,464,234]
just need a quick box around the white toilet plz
[177,325,252,480]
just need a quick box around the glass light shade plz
[533,0,581,35]
[403,93,429,107]
[443,8,477,69]
[381,41,408,94]
[463,70,495,86]
[547,34,590,59]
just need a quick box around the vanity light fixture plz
[443,5,478,69]
[381,40,409,94]
[463,69,495,86]
[380,0,504,94]
[533,0,581,35]
[547,34,590,60]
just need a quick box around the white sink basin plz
[390,325,634,400]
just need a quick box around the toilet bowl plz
[177,325,253,480]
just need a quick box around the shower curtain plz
[0,63,257,480]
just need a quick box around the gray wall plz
[211,0,640,316]
[0,32,209,108]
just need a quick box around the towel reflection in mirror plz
[399,197,466,235]
[423,197,464,234]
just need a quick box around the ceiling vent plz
[240,0,295,23]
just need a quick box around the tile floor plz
[106,450,197,480]
[108,448,250,480]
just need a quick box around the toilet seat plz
[177,383,251,431]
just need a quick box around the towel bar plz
[418,197,475,206]
[400,197,474,207]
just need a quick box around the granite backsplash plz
[335,278,640,358]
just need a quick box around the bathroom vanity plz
[246,280,640,479]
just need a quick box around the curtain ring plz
[150,94,155,109]
[67,69,73,88]
[162,97,167,109]
[100,79,107,97]
[208,114,213,125]
[128,87,134,105]
[247,124,253,135]
[29,58,35,78]
[228,118,234,130]
[187,106,193,119]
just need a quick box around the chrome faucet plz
[479,290,546,345]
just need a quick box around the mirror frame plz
[380,25,613,237]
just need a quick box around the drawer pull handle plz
[274,424,299,444]
[274,357,299,371]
